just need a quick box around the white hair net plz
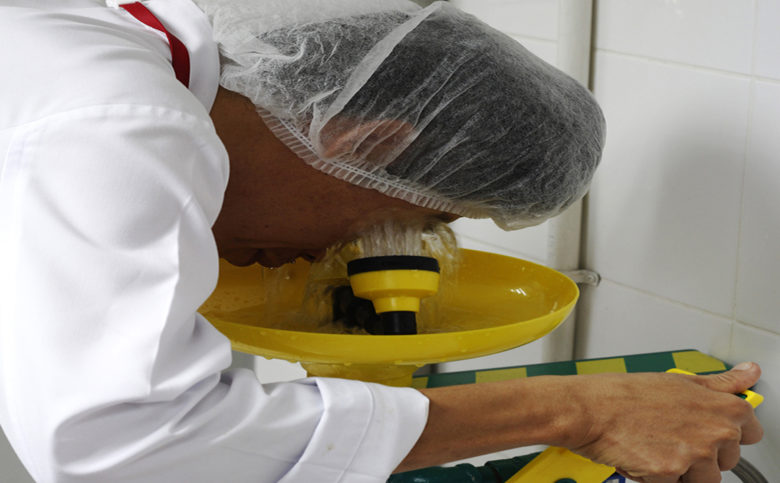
[193,0,606,230]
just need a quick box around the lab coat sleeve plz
[0,104,429,483]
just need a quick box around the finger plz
[697,362,761,394]
[741,415,764,444]
[681,460,721,483]
[717,441,741,471]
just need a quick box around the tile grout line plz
[732,80,757,323]
[598,277,728,321]
[594,48,780,86]
[732,319,780,338]
[601,277,780,336]
[749,0,760,76]
[729,0,762,325]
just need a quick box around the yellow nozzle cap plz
[349,270,440,313]
[347,255,440,317]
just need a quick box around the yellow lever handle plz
[505,446,615,483]
[666,368,764,408]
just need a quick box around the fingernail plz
[733,362,753,371]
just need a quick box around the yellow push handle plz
[507,368,764,482]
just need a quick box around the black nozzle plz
[332,286,418,335]
[332,285,380,332]
[380,311,417,335]
[347,255,439,275]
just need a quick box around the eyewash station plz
[200,230,764,483]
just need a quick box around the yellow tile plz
[576,358,627,375]
[672,351,726,374]
[475,367,527,383]
[411,376,429,389]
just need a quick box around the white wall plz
[452,0,780,477]
[577,0,780,476]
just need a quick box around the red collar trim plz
[120,2,191,87]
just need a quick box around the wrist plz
[478,375,595,449]
[402,374,601,470]
[533,375,600,450]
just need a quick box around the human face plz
[215,204,450,268]
[212,170,450,268]
[210,87,455,268]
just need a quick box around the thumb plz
[698,362,761,394]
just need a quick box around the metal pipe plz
[540,0,595,362]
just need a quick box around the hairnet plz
[193,0,606,230]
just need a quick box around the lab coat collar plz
[108,0,220,111]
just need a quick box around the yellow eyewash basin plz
[199,249,578,386]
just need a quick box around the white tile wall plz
[735,80,780,333]
[452,218,548,265]
[594,0,755,74]
[575,280,733,359]
[754,0,780,80]
[451,0,558,40]
[436,336,549,373]
[510,36,557,65]
[583,0,780,475]
[730,324,780,477]
[587,52,751,317]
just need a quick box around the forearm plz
[395,376,579,472]
[396,367,764,481]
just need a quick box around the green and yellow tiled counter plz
[392,350,730,483]
[411,349,728,389]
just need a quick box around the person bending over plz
[0,1,762,482]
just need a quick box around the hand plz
[561,363,764,482]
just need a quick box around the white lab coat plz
[0,1,429,481]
